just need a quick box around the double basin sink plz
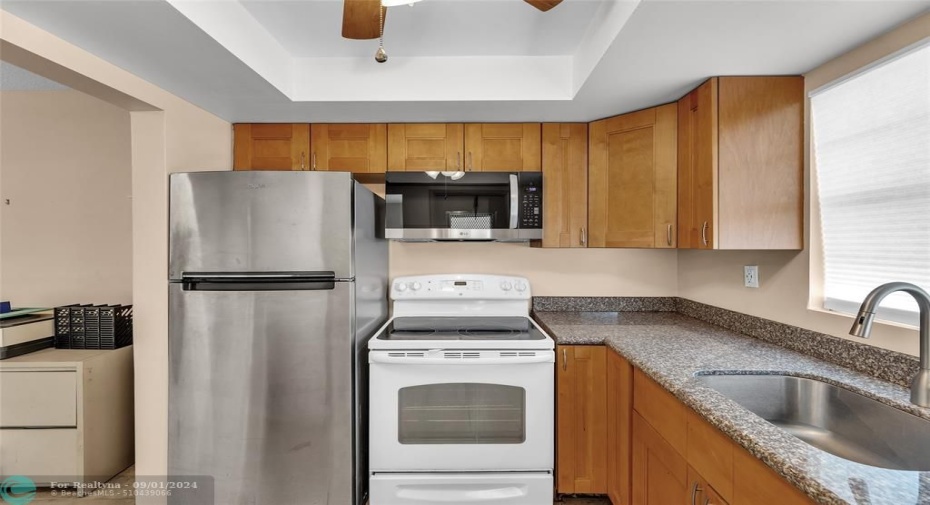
[694,374,930,471]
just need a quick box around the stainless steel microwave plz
[385,172,543,241]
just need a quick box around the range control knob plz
[514,281,527,292]
[500,281,513,291]
[395,282,407,292]
[410,282,422,291]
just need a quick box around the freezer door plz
[169,171,355,279]
[168,281,355,505]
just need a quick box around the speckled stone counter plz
[535,311,930,505]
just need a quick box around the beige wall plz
[391,242,678,296]
[0,89,132,307]
[0,10,232,485]
[678,13,930,357]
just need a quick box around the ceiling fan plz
[341,0,564,41]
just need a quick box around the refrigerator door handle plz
[180,271,338,291]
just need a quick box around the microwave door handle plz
[509,174,519,229]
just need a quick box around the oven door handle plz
[369,353,554,365]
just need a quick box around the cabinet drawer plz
[0,371,77,427]
[0,429,80,482]
[633,369,687,454]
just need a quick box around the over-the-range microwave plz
[385,171,543,241]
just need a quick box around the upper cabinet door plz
[677,78,718,249]
[464,123,541,172]
[233,124,311,171]
[588,104,678,248]
[717,77,803,250]
[387,123,464,171]
[677,76,803,250]
[537,123,588,248]
[310,124,387,173]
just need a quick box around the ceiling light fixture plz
[381,0,423,6]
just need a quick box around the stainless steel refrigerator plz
[168,171,387,505]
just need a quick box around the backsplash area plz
[533,296,920,388]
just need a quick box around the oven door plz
[369,350,554,472]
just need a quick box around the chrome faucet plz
[849,282,930,407]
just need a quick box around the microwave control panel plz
[519,174,543,229]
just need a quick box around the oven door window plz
[398,383,526,444]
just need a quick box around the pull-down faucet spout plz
[850,282,930,407]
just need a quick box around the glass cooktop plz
[376,316,546,341]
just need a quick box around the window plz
[397,383,526,444]
[812,41,930,325]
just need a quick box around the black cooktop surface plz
[376,316,547,341]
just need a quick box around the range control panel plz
[391,275,531,300]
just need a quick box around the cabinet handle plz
[456,152,462,171]
[580,227,587,246]
[704,498,711,505]
[667,224,673,246]
[300,152,307,170]
[701,221,708,246]
[468,151,474,171]
[561,348,567,371]
[691,482,703,505]
[312,152,317,171]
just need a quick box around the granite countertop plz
[533,311,930,505]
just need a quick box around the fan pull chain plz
[375,3,388,63]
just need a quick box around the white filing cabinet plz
[0,346,133,485]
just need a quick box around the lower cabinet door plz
[632,412,689,505]
[0,429,79,484]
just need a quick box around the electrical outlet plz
[744,265,760,288]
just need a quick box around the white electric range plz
[368,274,555,505]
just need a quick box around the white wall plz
[0,89,132,307]
[0,10,232,487]
[391,242,678,296]
[678,12,930,357]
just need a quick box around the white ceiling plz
[240,0,605,57]
[2,0,928,122]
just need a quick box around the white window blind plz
[812,42,930,326]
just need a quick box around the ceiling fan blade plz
[342,0,386,40]
[524,0,563,12]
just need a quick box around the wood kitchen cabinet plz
[613,353,814,505]
[557,345,608,494]
[234,123,311,170]
[535,123,588,248]
[464,123,541,172]
[310,123,387,173]
[631,412,689,505]
[677,76,804,250]
[387,123,464,171]
[589,104,678,248]
[607,349,633,505]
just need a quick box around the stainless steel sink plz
[694,374,930,471]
